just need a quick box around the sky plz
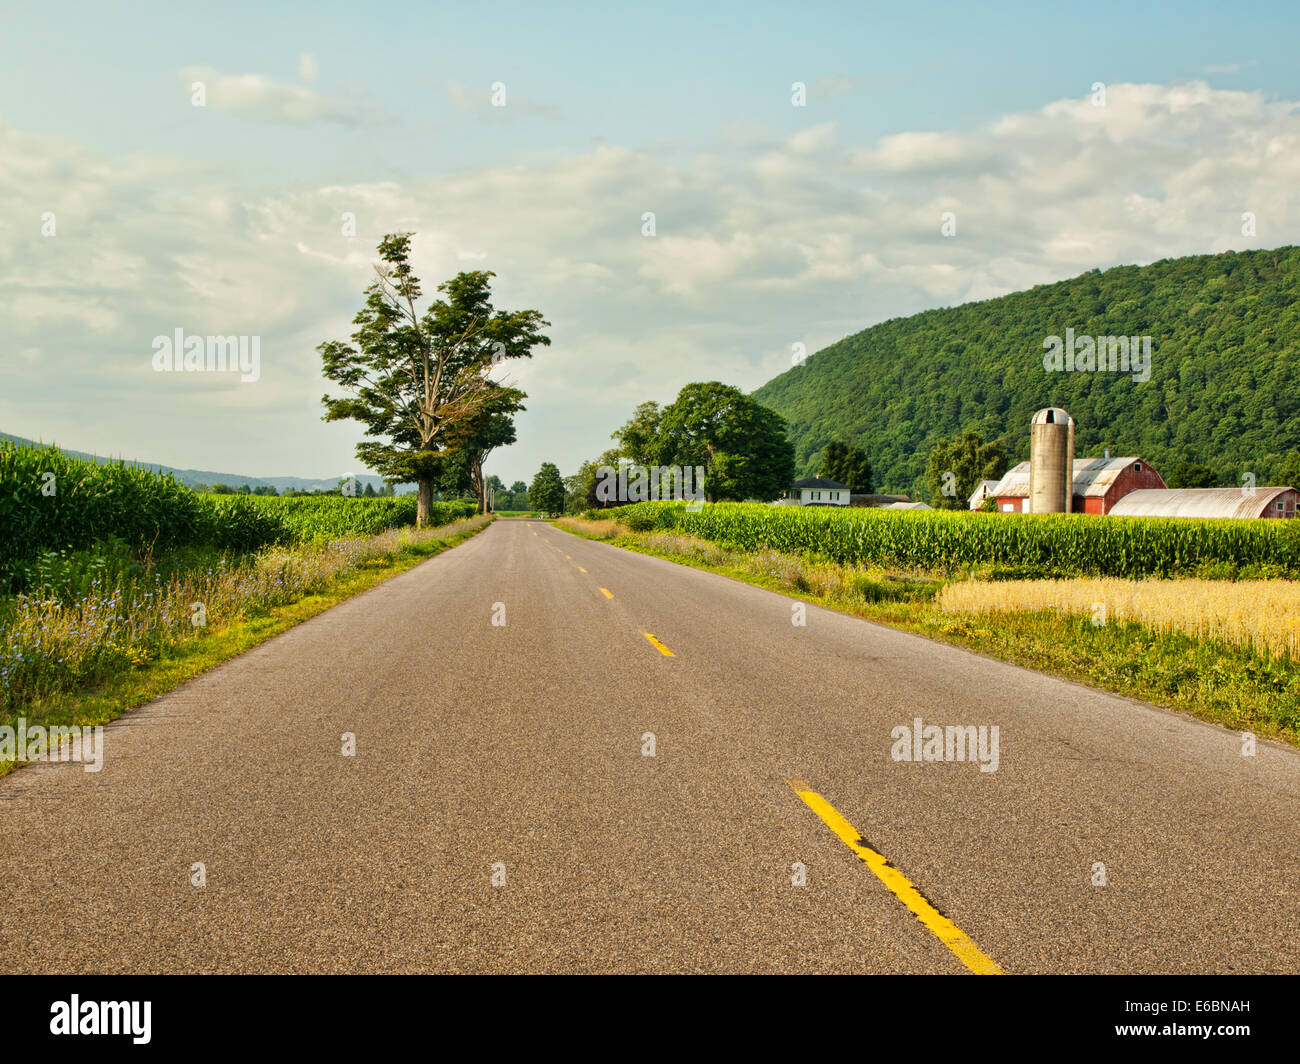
[3,0,1300,485]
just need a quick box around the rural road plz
[2,517,1297,974]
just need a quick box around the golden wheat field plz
[939,577,1300,659]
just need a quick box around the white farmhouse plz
[779,476,852,506]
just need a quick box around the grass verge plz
[0,516,492,777]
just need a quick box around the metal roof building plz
[1109,487,1299,519]
[991,456,1167,515]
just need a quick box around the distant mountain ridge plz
[752,246,1300,497]
[0,433,392,493]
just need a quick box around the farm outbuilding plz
[968,480,999,510]
[991,456,1167,515]
[1108,487,1299,519]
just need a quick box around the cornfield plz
[612,502,1300,578]
[0,441,471,588]
[939,577,1300,661]
[0,442,280,577]
[240,496,473,541]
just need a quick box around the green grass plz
[0,516,492,777]
[556,521,1300,748]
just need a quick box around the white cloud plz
[4,80,1300,480]
[180,65,362,125]
[444,80,561,119]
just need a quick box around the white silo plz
[1028,407,1074,514]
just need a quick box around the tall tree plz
[443,383,525,513]
[319,233,549,526]
[924,430,1007,509]
[819,441,872,492]
[655,382,795,502]
[528,462,565,513]
[612,401,663,464]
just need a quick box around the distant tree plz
[655,382,796,502]
[1275,450,1300,488]
[819,441,872,492]
[319,233,550,526]
[363,482,377,497]
[252,484,278,496]
[565,460,600,514]
[612,401,663,464]
[445,384,524,513]
[924,431,1007,510]
[529,462,565,513]
[1166,461,1217,489]
[509,480,527,497]
[211,484,234,494]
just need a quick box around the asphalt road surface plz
[2,518,1297,973]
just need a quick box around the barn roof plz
[991,457,1146,498]
[1108,487,1295,519]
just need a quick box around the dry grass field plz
[939,577,1300,660]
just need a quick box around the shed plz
[1108,487,1298,519]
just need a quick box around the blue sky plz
[3,1,1298,483]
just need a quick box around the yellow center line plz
[577,566,588,573]
[641,631,675,657]
[599,587,614,598]
[785,780,1003,976]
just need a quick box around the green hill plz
[0,433,395,494]
[752,246,1300,497]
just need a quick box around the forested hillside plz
[752,246,1300,496]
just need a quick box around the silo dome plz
[1031,407,1073,427]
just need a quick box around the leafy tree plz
[819,441,872,492]
[363,482,377,497]
[924,431,1007,510]
[211,484,233,494]
[528,462,565,513]
[509,480,527,497]
[655,382,795,502]
[319,233,550,526]
[1275,449,1300,487]
[612,401,662,464]
[564,460,603,513]
[1166,461,1217,488]
[443,383,525,513]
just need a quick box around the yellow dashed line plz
[786,781,1002,975]
[599,587,614,599]
[578,567,588,573]
[641,631,675,657]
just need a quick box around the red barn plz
[990,457,1166,515]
